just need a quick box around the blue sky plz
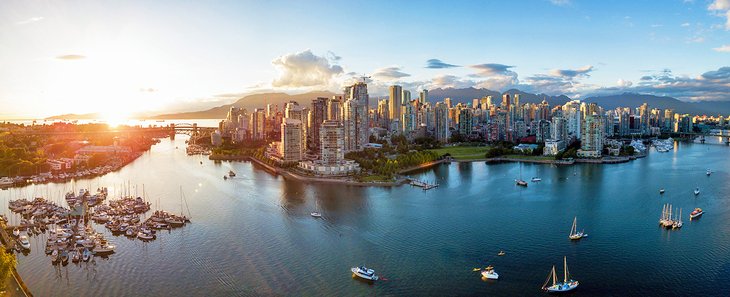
[0,0,729,118]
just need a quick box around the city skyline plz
[1,0,730,119]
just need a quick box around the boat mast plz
[552,265,557,286]
[563,256,568,283]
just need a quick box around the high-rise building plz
[327,96,342,121]
[457,108,473,136]
[250,109,266,140]
[389,85,402,124]
[578,113,603,158]
[550,116,568,142]
[639,103,649,135]
[402,89,411,105]
[279,118,303,162]
[419,89,428,104]
[343,82,369,152]
[444,98,452,109]
[309,97,328,152]
[434,102,450,143]
[319,120,344,165]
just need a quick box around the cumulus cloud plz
[708,0,730,29]
[549,65,594,78]
[16,17,44,25]
[425,59,460,69]
[713,44,730,52]
[56,54,86,60]
[617,79,633,87]
[271,50,343,88]
[371,66,410,81]
[681,22,691,27]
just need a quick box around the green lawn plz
[428,146,490,160]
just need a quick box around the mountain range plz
[46,89,730,120]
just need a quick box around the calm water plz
[2,135,729,296]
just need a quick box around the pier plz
[408,178,439,190]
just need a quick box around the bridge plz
[672,130,730,145]
[6,122,218,138]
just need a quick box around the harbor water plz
[1,135,729,296]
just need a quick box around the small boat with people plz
[542,256,579,293]
[351,266,379,281]
[481,265,499,280]
[568,217,587,240]
[690,208,704,220]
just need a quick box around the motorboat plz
[71,249,81,263]
[12,228,20,237]
[94,243,116,255]
[706,169,711,176]
[481,265,499,280]
[515,179,528,187]
[690,208,704,220]
[310,212,322,218]
[542,257,579,293]
[659,188,665,194]
[351,266,379,281]
[19,236,30,250]
[694,187,700,196]
[569,217,587,240]
[60,250,69,264]
[498,251,506,256]
[137,231,155,241]
[531,177,542,182]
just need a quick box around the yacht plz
[542,257,579,293]
[694,187,700,196]
[690,208,704,220]
[351,266,379,281]
[481,266,499,280]
[569,217,587,240]
[19,236,30,250]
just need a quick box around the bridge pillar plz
[193,123,198,135]
[170,123,176,140]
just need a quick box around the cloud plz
[271,49,343,88]
[549,65,594,78]
[371,66,410,81]
[425,59,460,69]
[708,0,730,29]
[429,75,477,89]
[617,79,633,87]
[139,88,157,93]
[549,0,570,6]
[469,63,516,76]
[16,17,44,25]
[56,54,86,60]
[326,51,341,62]
[689,37,705,43]
[591,67,730,101]
[681,22,691,27]
[714,44,730,52]
[651,24,664,28]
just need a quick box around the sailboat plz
[515,163,528,187]
[569,217,587,240]
[542,256,579,293]
[672,208,683,229]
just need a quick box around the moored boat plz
[690,208,704,220]
[542,256,579,293]
[516,179,528,187]
[569,217,587,240]
[351,266,379,281]
[19,235,30,250]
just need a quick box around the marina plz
[0,135,728,296]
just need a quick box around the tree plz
[0,248,16,290]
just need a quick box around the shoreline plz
[209,151,650,187]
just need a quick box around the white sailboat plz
[515,163,528,187]
[311,199,322,218]
[542,256,579,293]
[568,217,587,240]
